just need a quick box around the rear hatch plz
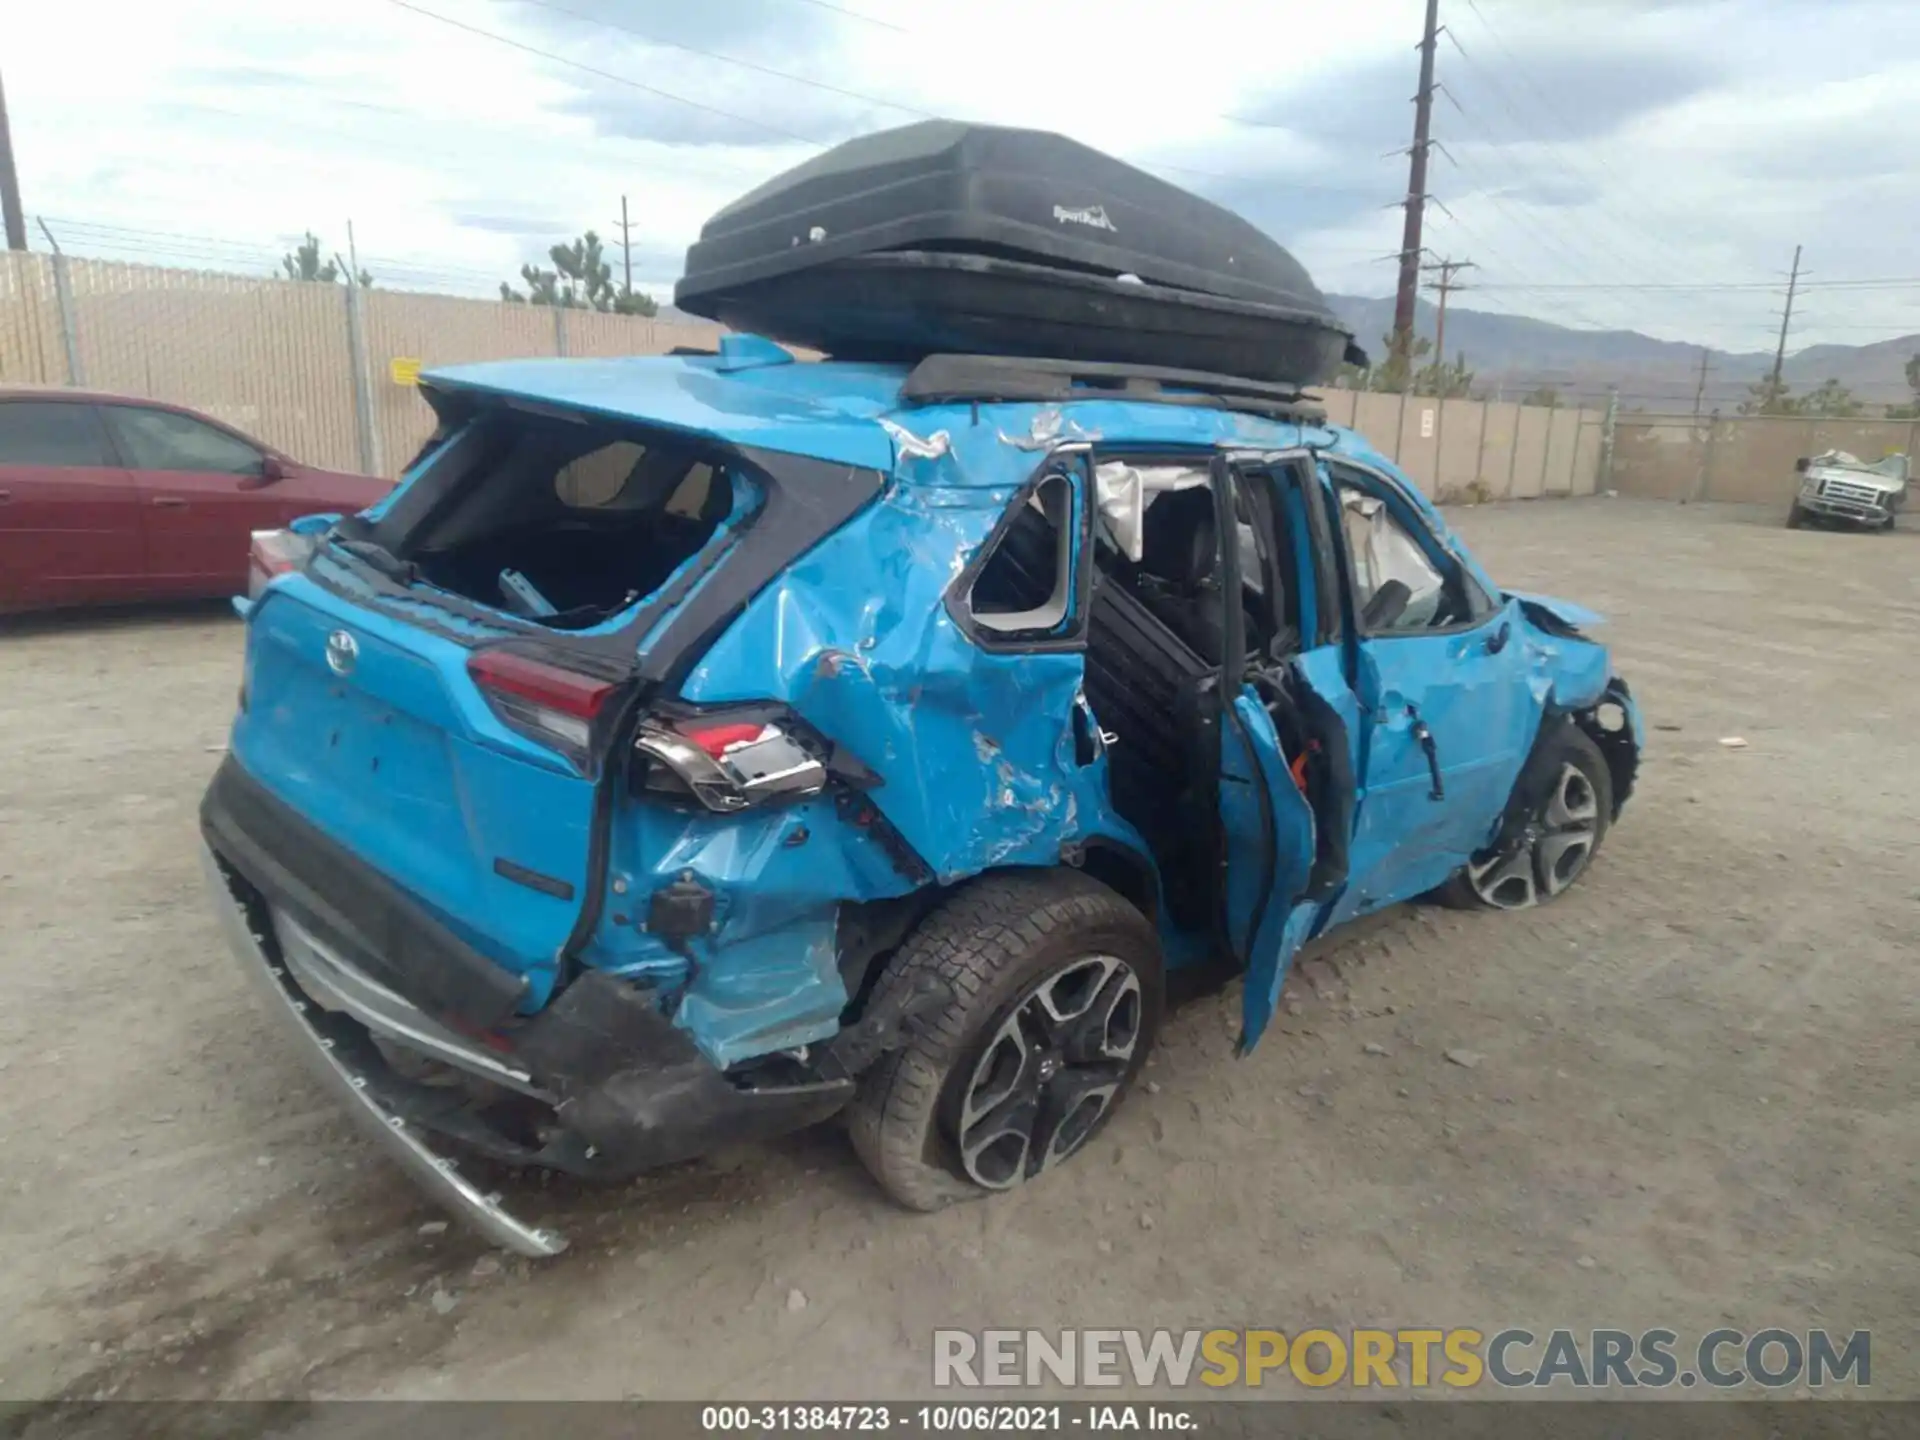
[226,383,873,1011]
[232,574,613,1008]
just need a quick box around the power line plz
[1415,139,1637,331]
[512,0,934,119]
[774,0,909,32]
[1438,33,1713,299]
[168,99,776,185]
[1458,0,1771,285]
[1434,21,1775,341]
[384,0,827,147]
[1420,66,1676,332]
[1472,278,1920,293]
[39,217,526,292]
[501,0,1388,198]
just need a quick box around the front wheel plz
[848,870,1163,1212]
[1441,722,1613,911]
[1786,502,1807,529]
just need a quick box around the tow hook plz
[648,871,715,969]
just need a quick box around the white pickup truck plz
[1787,450,1909,531]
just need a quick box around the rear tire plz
[1440,721,1613,911]
[848,870,1163,1212]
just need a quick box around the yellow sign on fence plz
[388,356,423,386]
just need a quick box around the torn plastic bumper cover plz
[202,846,569,1257]
[200,759,853,1252]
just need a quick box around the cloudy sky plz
[8,0,1920,353]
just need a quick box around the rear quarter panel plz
[681,424,1119,884]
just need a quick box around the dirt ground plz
[0,498,1915,1404]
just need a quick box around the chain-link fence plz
[0,251,723,479]
[1610,411,1919,506]
[0,249,1637,499]
[1317,389,1608,502]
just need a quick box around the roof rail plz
[899,354,1329,425]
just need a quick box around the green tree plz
[280,231,372,287]
[1521,385,1561,409]
[1737,373,1795,415]
[501,230,658,316]
[1414,350,1475,399]
[1739,375,1863,417]
[1336,332,1436,393]
[1797,377,1863,418]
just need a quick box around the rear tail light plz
[468,649,621,770]
[636,711,829,813]
[247,529,314,601]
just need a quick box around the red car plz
[0,387,389,613]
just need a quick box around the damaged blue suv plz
[202,341,1640,1253]
[200,123,1641,1254]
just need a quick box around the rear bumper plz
[202,844,568,1257]
[201,756,855,1249]
[200,756,530,1031]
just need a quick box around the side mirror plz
[1361,578,1413,631]
[241,455,290,492]
[1794,457,1810,474]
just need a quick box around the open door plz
[1206,452,1363,1052]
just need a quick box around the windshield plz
[1813,449,1908,481]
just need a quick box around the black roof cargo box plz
[675,121,1362,386]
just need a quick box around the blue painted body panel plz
[224,347,1640,1069]
[1220,690,1317,1048]
[1329,596,1541,927]
[1507,590,1608,629]
[231,576,594,1009]
[423,351,905,471]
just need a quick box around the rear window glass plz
[0,401,115,467]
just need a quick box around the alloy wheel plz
[1467,761,1601,910]
[952,955,1143,1189]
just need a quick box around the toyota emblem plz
[325,629,360,676]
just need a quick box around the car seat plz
[1134,487,1225,662]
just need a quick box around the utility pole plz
[1421,256,1474,377]
[1391,0,1442,364]
[0,68,27,251]
[1767,244,1803,397]
[614,195,634,296]
[1690,347,1712,421]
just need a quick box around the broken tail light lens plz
[247,529,314,601]
[468,649,621,770]
[635,711,829,813]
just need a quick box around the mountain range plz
[1326,294,1920,415]
[654,294,1918,416]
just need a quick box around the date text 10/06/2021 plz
[702,1405,1194,1431]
